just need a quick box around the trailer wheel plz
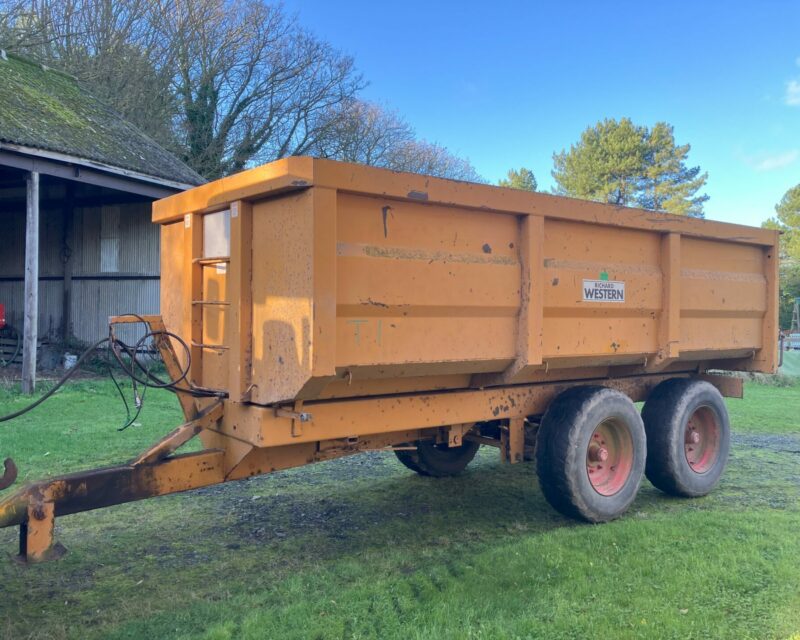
[535,386,646,523]
[642,379,730,497]
[394,439,480,477]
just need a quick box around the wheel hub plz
[588,444,609,462]
[684,406,720,474]
[685,430,701,444]
[586,419,634,496]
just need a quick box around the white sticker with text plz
[582,279,625,303]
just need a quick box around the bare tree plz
[1,0,364,178]
[316,99,483,182]
[153,0,364,178]
[0,0,178,151]
[314,100,413,167]
[390,139,482,182]
[1,0,480,182]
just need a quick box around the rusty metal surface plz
[699,374,744,399]
[19,501,65,563]
[224,428,437,481]
[210,373,690,451]
[0,450,224,531]
[501,418,526,464]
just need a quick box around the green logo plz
[599,271,609,281]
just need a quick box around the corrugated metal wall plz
[70,278,160,343]
[0,201,160,343]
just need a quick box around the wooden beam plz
[22,171,39,394]
[0,148,187,198]
[0,192,148,209]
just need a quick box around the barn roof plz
[0,51,203,188]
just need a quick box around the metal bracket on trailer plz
[277,400,313,437]
[446,423,472,447]
[108,314,199,421]
[500,417,526,464]
[133,402,223,465]
[698,373,743,399]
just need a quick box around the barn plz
[0,51,203,391]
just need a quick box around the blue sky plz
[284,0,800,227]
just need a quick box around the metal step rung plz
[191,300,230,306]
[190,342,230,352]
[193,256,230,266]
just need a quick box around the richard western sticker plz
[582,279,625,302]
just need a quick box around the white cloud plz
[783,56,800,104]
[745,149,799,172]
[786,79,800,105]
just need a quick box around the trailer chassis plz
[0,316,742,562]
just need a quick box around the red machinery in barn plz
[0,303,21,367]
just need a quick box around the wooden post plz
[61,183,74,342]
[22,171,39,394]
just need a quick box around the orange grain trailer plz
[0,158,779,561]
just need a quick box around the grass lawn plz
[0,377,799,639]
[780,351,800,378]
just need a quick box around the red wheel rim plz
[684,406,720,474]
[586,418,634,496]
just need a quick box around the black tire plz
[642,378,730,497]
[535,386,646,523]
[394,439,480,477]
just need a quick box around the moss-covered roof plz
[0,51,203,187]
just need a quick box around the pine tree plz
[499,167,537,191]
[552,118,708,216]
[765,184,800,261]
[639,123,708,216]
[764,185,800,328]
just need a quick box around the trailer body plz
[0,158,780,561]
[155,157,778,406]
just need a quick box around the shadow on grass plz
[0,435,799,640]
[69,454,688,566]
[142,451,581,570]
[3,432,799,571]
[4,435,797,569]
